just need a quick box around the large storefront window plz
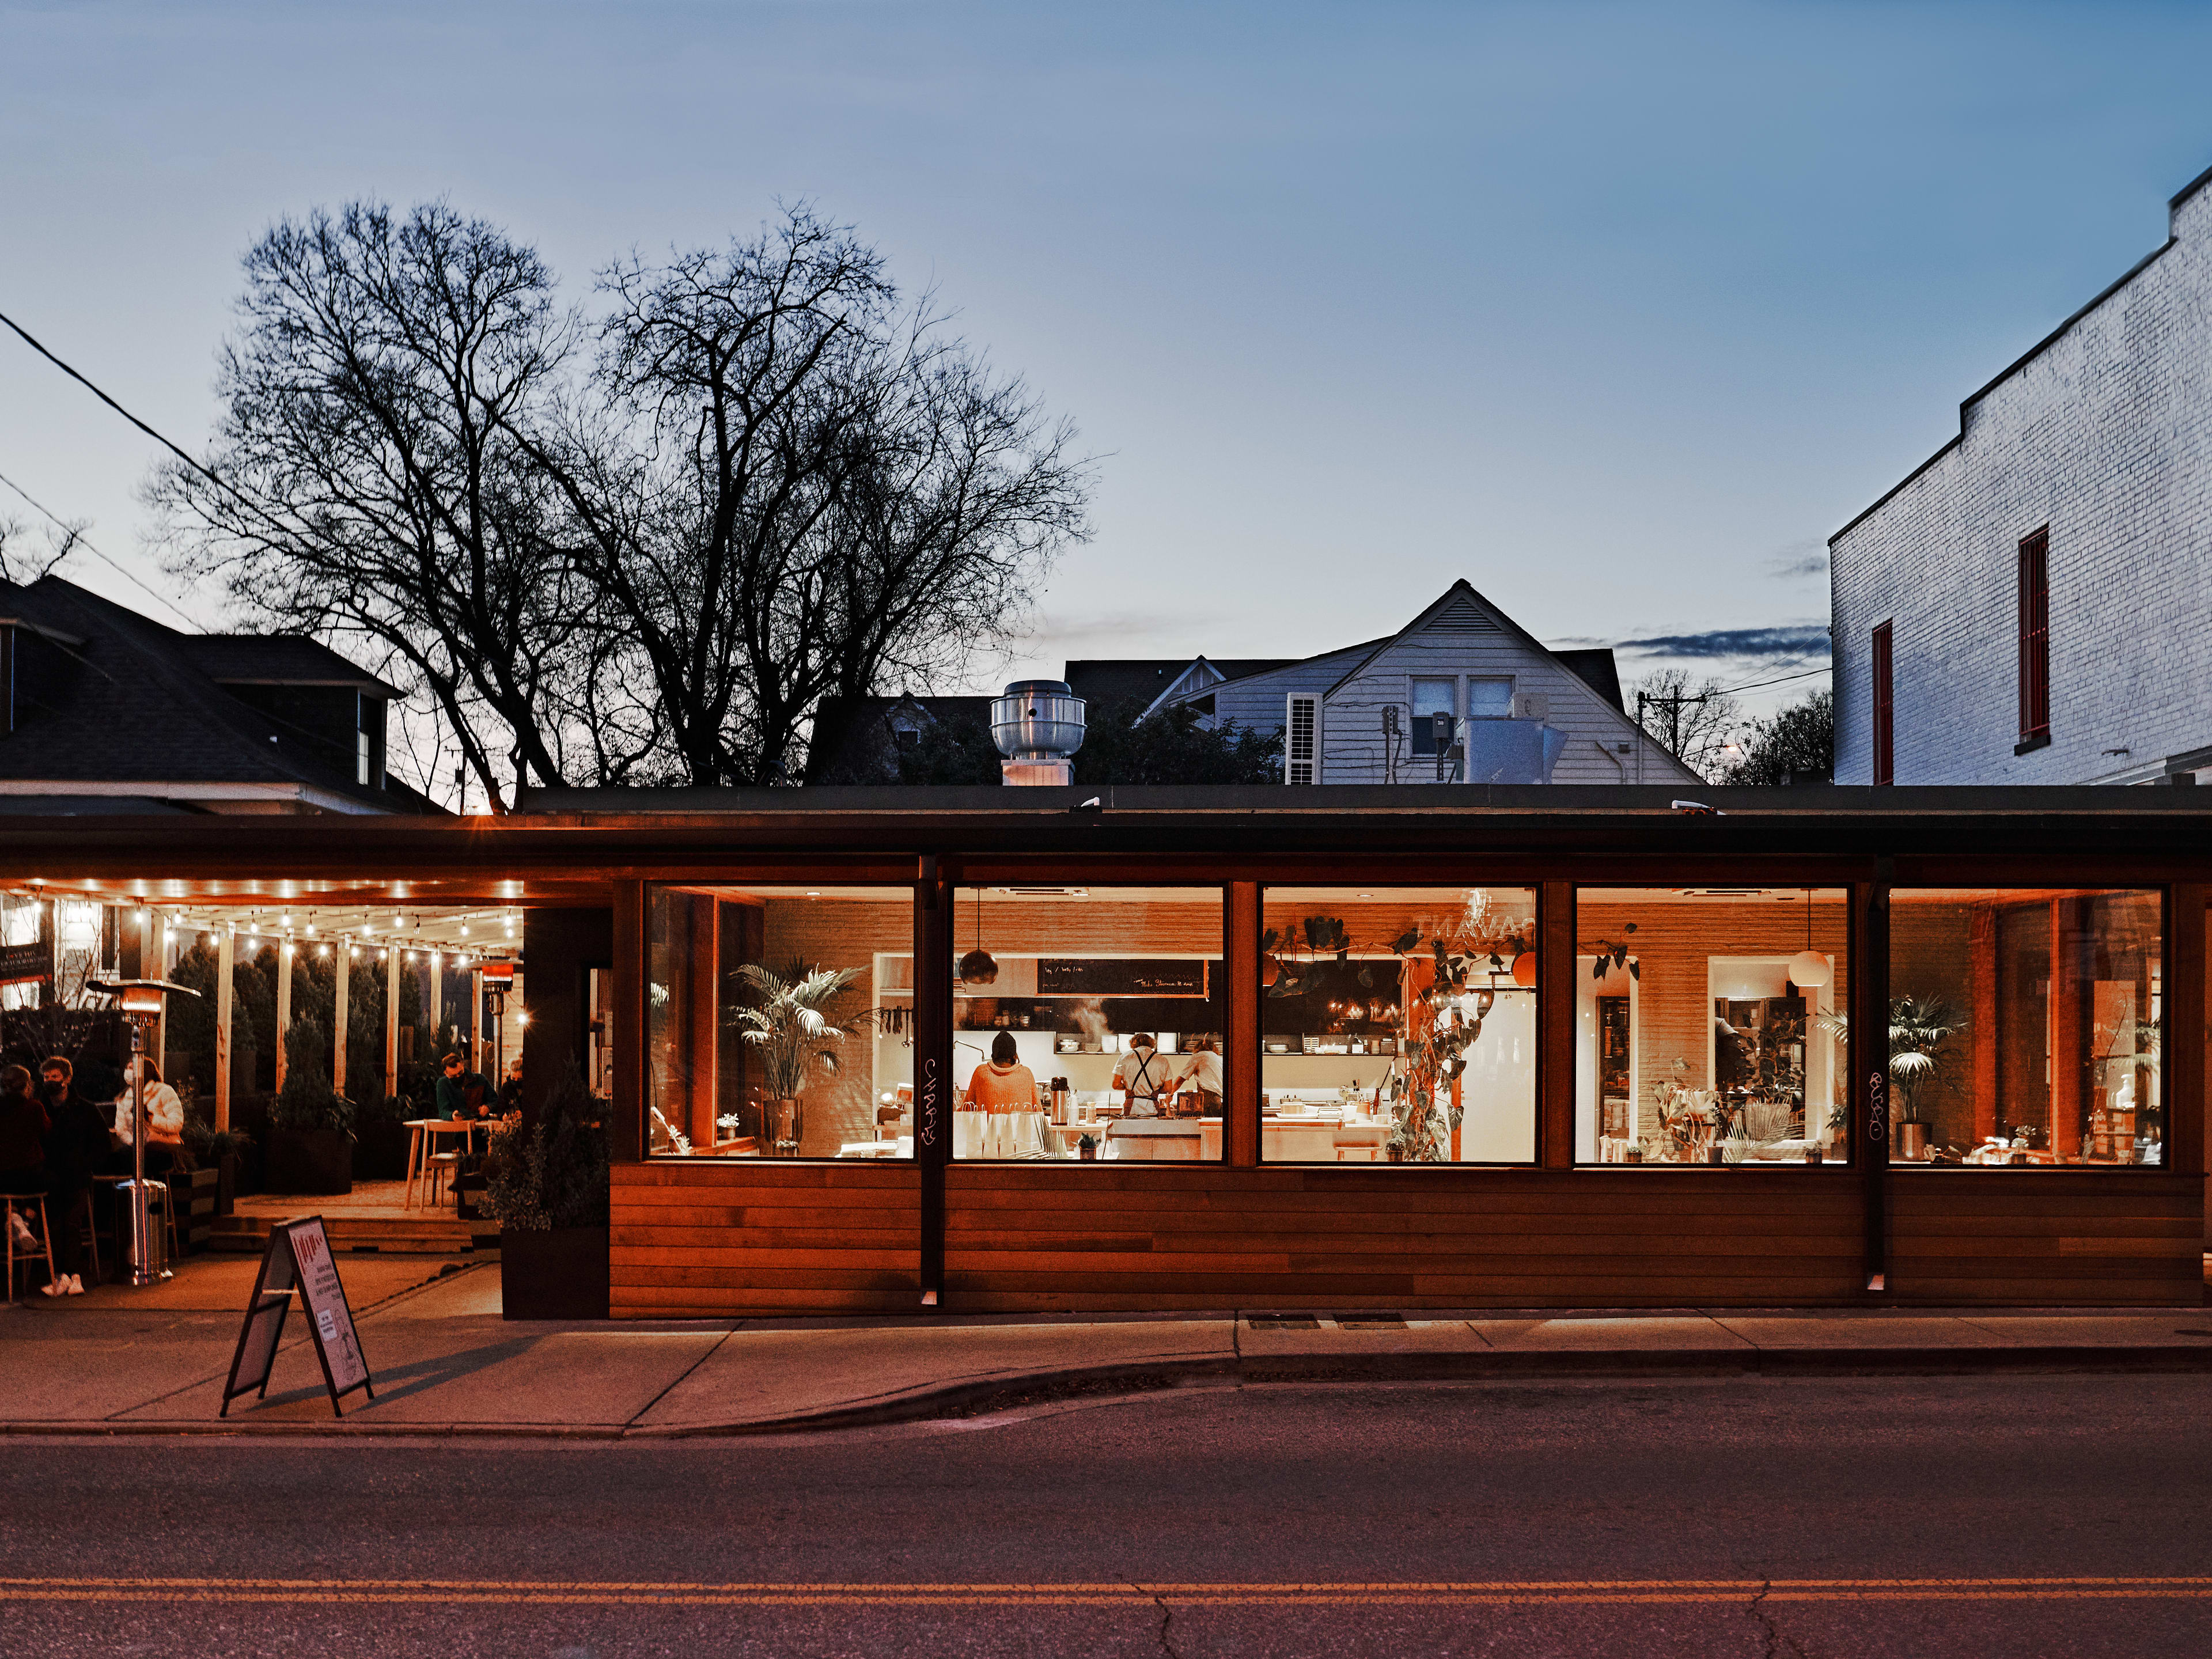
[647,885,914,1160]
[1577,888,1850,1166]
[953,886,1223,1161]
[1889,888,2162,1166]
[1259,887,1536,1164]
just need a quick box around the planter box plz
[501,1226,609,1320]
[264,1126,353,1196]
[352,1116,410,1183]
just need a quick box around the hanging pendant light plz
[957,887,998,985]
[1510,950,1537,988]
[1788,888,1832,988]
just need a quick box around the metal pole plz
[385,944,400,1099]
[122,1019,168,1286]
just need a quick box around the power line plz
[0,464,211,630]
[1716,664,1830,697]
[0,306,229,495]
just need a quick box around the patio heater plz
[89,976,200,1287]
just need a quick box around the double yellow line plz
[5,1577,2212,1606]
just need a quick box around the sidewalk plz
[7,1253,2212,1439]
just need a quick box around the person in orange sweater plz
[964,1032,1040,1158]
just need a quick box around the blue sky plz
[2,0,2209,724]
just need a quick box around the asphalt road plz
[5,1374,2212,1657]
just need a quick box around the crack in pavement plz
[1747,1577,1813,1659]
[1137,1581,1184,1659]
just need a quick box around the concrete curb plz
[11,1342,2212,1441]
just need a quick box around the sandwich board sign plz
[219,1216,374,1418]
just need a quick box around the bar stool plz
[2,1191,56,1302]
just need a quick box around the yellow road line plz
[5,1577,2212,1607]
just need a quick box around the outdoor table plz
[403,1119,477,1210]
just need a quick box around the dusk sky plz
[5,1,2210,723]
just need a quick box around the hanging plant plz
[1581,922,1641,979]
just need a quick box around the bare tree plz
[152,201,589,810]
[1631,667,1742,782]
[159,199,1089,797]
[0,518,82,584]
[528,207,1090,785]
[1723,687,1834,785]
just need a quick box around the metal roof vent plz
[991,679,1085,786]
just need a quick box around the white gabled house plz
[1128,580,1698,786]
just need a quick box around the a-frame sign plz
[219,1216,374,1418]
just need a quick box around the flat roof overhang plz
[1,784,2210,898]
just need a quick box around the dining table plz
[403,1118,478,1210]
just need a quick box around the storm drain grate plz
[1336,1313,1408,1331]
[1245,1315,1321,1330]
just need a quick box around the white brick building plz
[1830,163,2212,786]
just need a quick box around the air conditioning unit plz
[1513,693,1549,721]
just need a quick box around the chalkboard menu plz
[1037,959,1208,997]
[220,1216,374,1418]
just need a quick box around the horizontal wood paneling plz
[945,1165,1866,1310]
[608,1161,2205,1316]
[609,1161,921,1317]
[1889,1172,2202,1305]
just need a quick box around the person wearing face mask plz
[38,1056,105,1291]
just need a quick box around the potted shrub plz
[483,1066,609,1320]
[182,1110,254,1216]
[350,1092,412,1183]
[263,1025,355,1195]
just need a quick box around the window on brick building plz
[1871,621,1894,786]
[2017,527,2050,751]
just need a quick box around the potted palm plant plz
[726,961,870,1156]
[1818,998,1965,1161]
[1888,995,1964,1160]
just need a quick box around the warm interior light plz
[1788,950,1832,989]
[1511,951,1538,988]
[516,1010,531,1027]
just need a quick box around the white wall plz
[1831,173,2212,785]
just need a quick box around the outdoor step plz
[210,1211,483,1255]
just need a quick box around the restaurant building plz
[3,783,2204,1315]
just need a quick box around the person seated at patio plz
[101,1057,183,1180]
[495,1056,524,1116]
[37,1056,105,1290]
[435,1052,492,1119]
[0,1063,60,1295]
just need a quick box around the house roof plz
[178,635,403,695]
[1064,658,1296,707]
[1552,648,1624,713]
[0,575,426,812]
[804,694,994,784]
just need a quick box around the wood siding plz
[1889,1171,2202,1304]
[610,1161,921,1317]
[942,1165,1869,1310]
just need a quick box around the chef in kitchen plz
[1111,1033,1167,1116]
[1176,1036,1222,1115]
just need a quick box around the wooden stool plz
[1334,1141,1381,1162]
[2,1191,56,1302]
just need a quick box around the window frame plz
[2016,526,2051,753]
[1871,620,1895,786]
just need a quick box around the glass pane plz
[646,885,914,1160]
[1889,888,2162,1166]
[1261,887,1537,1164]
[953,886,1223,1161]
[1467,676,1514,718]
[1410,679,1455,755]
[1575,888,1849,1166]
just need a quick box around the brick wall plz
[1831,174,2212,785]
